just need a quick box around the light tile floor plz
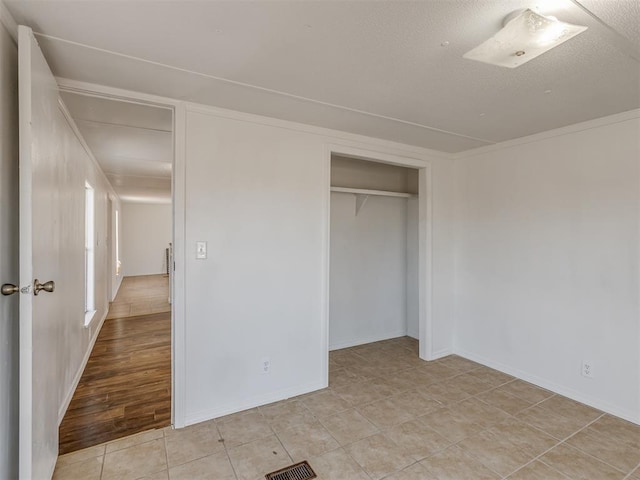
[53,337,640,480]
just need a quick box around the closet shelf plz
[330,186,416,198]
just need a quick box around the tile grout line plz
[413,383,599,479]
[98,444,106,480]
[506,412,610,479]
[552,412,636,475]
[331,354,526,479]
[161,429,170,479]
[265,411,297,474]
[445,439,511,480]
[621,459,640,480]
[316,381,460,479]
[214,420,240,480]
[273,391,404,479]
[271,397,373,477]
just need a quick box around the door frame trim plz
[323,144,434,374]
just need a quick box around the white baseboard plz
[430,348,453,360]
[58,309,108,425]
[329,330,408,351]
[454,348,640,426]
[183,380,326,427]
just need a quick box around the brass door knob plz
[34,279,55,295]
[1,284,19,296]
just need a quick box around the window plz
[115,208,121,276]
[84,183,96,325]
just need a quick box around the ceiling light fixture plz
[463,8,587,68]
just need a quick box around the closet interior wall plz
[329,155,419,350]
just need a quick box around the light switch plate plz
[196,241,207,259]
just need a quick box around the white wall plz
[47,104,122,425]
[180,104,454,424]
[430,158,456,357]
[329,193,408,349]
[453,112,640,423]
[0,15,18,480]
[121,202,172,277]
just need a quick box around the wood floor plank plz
[58,275,171,455]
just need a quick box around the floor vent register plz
[265,460,317,480]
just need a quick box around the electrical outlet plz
[261,357,271,374]
[581,360,594,378]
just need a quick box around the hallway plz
[58,275,172,454]
[106,274,171,320]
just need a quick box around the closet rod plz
[330,186,416,198]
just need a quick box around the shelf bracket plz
[355,194,369,216]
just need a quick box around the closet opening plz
[327,152,426,377]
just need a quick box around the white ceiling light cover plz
[464,9,588,68]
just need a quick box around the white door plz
[18,25,62,480]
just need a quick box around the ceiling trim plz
[57,77,455,160]
[186,101,454,161]
[58,77,180,110]
[40,32,494,146]
[58,95,120,201]
[76,118,172,134]
[455,108,640,159]
[106,173,171,181]
[326,143,432,170]
[119,196,172,205]
[569,0,640,62]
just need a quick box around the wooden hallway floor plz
[58,276,172,454]
[107,274,171,320]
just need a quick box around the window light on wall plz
[84,182,96,326]
[115,208,121,276]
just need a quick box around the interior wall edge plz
[111,274,123,303]
[184,380,326,427]
[0,14,18,480]
[56,76,181,110]
[429,348,453,360]
[171,101,187,429]
[454,348,640,426]
[455,108,640,160]
[55,76,454,162]
[58,97,120,202]
[186,103,452,163]
[57,309,108,425]
[329,330,409,352]
[0,1,17,43]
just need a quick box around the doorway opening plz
[56,91,175,453]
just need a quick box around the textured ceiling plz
[61,92,173,204]
[571,0,640,50]
[6,0,640,154]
